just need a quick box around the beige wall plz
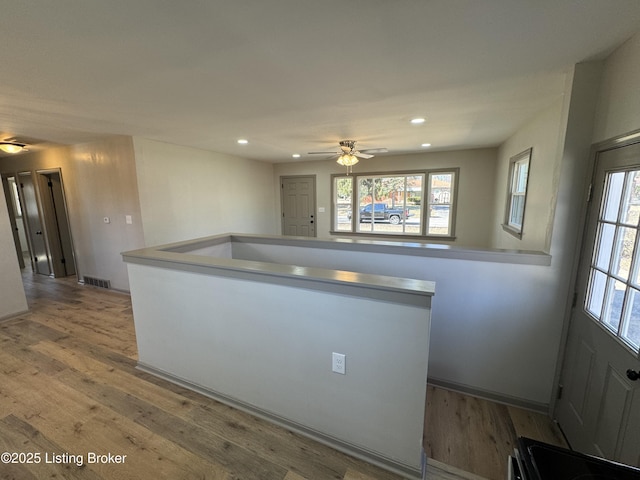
[133,138,277,246]
[491,98,566,252]
[273,148,498,248]
[593,32,640,143]
[0,194,28,319]
[0,136,145,291]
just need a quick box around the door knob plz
[627,369,640,381]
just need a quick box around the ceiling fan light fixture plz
[0,142,26,154]
[337,153,359,174]
[337,153,359,167]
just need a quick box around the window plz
[331,169,458,238]
[585,168,640,352]
[503,148,532,238]
[427,171,455,236]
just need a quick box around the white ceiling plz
[1,1,640,162]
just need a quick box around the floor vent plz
[83,276,111,289]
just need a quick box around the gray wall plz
[273,148,499,248]
[0,136,145,291]
[132,138,277,246]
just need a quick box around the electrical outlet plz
[332,352,346,375]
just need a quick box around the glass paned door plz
[556,139,640,464]
[586,169,640,351]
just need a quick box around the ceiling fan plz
[0,138,28,154]
[309,140,387,174]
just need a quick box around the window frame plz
[330,168,459,240]
[503,148,532,239]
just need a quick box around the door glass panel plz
[602,278,625,332]
[594,223,615,270]
[611,226,636,281]
[585,168,640,353]
[587,269,607,319]
[621,170,640,226]
[621,288,640,349]
[602,172,624,222]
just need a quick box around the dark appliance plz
[509,437,640,480]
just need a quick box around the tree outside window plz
[331,170,457,238]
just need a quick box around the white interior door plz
[556,140,640,466]
[1,175,25,269]
[281,176,316,237]
[18,172,52,276]
[37,170,76,277]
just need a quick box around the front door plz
[556,139,640,466]
[281,176,316,237]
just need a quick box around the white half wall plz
[233,239,560,407]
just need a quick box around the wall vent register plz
[83,276,111,289]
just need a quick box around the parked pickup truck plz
[355,203,411,225]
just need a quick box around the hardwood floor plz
[1,272,564,480]
[424,386,567,480]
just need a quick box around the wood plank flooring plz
[423,385,567,480]
[0,272,564,480]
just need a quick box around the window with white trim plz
[503,148,531,238]
[332,169,458,238]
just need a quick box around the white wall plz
[273,148,498,248]
[0,136,145,292]
[133,138,277,246]
[0,196,28,320]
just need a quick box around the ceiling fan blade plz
[308,151,339,154]
[354,152,374,159]
[359,148,388,154]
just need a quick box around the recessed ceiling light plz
[292,154,301,158]
[411,118,426,124]
[421,143,432,147]
[237,139,249,144]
